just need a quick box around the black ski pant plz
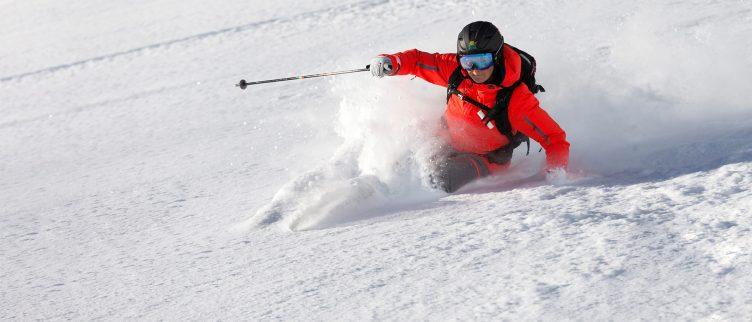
[433,153,494,193]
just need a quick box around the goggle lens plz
[459,53,494,70]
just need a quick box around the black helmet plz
[457,21,504,56]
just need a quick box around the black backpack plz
[446,45,544,164]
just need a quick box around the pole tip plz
[236,79,248,90]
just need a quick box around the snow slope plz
[2,0,752,320]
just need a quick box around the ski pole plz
[236,65,370,89]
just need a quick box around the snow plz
[2,0,752,319]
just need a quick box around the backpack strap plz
[484,81,531,164]
[485,82,518,136]
[446,66,465,103]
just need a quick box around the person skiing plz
[370,21,570,192]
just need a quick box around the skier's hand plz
[370,56,395,78]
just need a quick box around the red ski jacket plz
[382,45,570,170]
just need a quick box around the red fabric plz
[382,45,570,170]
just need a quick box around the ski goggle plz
[459,53,495,70]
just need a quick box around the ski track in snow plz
[0,0,389,83]
[2,0,752,320]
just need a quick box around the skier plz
[370,21,570,192]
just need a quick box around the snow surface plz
[2,0,752,320]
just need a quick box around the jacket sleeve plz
[381,49,458,87]
[508,86,570,170]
